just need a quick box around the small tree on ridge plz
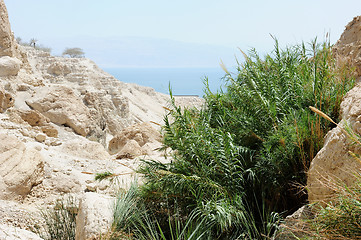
[62,47,84,58]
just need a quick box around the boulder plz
[0,84,14,112]
[26,85,91,136]
[116,139,144,159]
[0,0,19,58]
[0,224,43,240]
[35,133,46,143]
[75,193,114,240]
[108,122,162,155]
[0,134,44,200]
[0,56,21,76]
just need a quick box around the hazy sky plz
[3,0,361,67]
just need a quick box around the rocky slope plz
[0,1,206,239]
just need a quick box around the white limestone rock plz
[75,193,114,240]
[0,133,44,200]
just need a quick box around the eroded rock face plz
[0,84,14,112]
[0,134,44,200]
[75,193,114,240]
[108,122,162,156]
[0,0,18,58]
[26,85,91,136]
[333,16,361,77]
[47,62,71,76]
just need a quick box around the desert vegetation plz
[100,38,357,239]
[62,47,85,58]
[16,36,52,53]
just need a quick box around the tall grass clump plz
[128,38,356,239]
[110,181,212,240]
[34,196,78,240]
[310,175,361,239]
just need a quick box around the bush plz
[136,39,355,239]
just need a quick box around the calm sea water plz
[103,67,227,97]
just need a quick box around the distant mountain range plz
[39,36,240,68]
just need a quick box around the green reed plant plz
[34,196,78,240]
[135,38,355,239]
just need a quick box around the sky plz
[3,0,361,68]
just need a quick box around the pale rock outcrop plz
[83,90,130,137]
[0,134,44,200]
[0,224,43,240]
[333,16,361,77]
[0,0,19,58]
[47,61,71,76]
[0,56,21,76]
[0,84,14,112]
[75,193,114,240]
[26,85,91,136]
[108,122,162,156]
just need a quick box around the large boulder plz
[75,193,114,240]
[0,56,21,76]
[0,134,44,200]
[0,84,14,112]
[26,85,91,136]
[108,122,162,155]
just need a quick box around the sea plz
[103,67,228,97]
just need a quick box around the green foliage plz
[16,36,51,53]
[135,38,355,239]
[34,196,78,240]
[95,171,114,181]
[111,182,212,240]
[62,47,85,58]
